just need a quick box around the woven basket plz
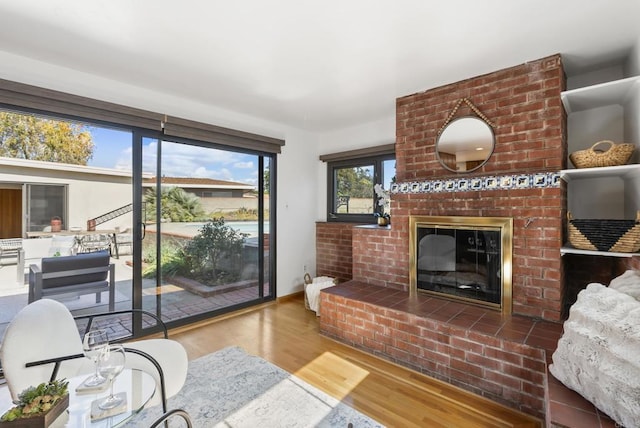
[568,212,640,253]
[569,140,635,169]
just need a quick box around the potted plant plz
[373,184,391,226]
[375,212,391,226]
[0,380,69,427]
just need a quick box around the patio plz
[0,250,270,342]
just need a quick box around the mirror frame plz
[436,115,496,173]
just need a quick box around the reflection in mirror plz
[436,116,495,173]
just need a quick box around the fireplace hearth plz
[409,215,513,314]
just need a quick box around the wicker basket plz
[568,212,640,253]
[569,140,635,169]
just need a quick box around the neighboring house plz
[0,158,258,239]
[142,176,258,214]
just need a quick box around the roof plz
[0,156,141,178]
[142,176,255,190]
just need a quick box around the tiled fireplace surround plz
[316,54,640,425]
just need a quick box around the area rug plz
[128,346,384,427]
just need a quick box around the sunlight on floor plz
[141,283,184,296]
[293,351,370,400]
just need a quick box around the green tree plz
[336,166,374,198]
[263,164,270,194]
[0,112,94,164]
[144,186,206,222]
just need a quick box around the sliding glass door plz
[136,134,274,330]
[0,107,276,350]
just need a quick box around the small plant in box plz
[0,380,69,427]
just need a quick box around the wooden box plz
[0,395,68,428]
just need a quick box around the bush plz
[183,218,248,285]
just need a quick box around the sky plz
[88,126,261,187]
[90,126,397,190]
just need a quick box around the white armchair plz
[0,299,188,412]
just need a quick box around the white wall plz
[0,50,319,297]
[276,128,320,292]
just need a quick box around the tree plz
[336,166,374,198]
[144,186,206,222]
[263,163,270,194]
[0,112,94,164]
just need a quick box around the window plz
[26,184,67,233]
[0,78,282,343]
[326,152,395,223]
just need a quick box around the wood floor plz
[169,294,542,428]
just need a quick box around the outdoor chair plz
[28,251,115,311]
[16,236,78,284]
[0,299,188,414]
[78,233,112,255]
[0,238,22,265]
[112,228,133,258]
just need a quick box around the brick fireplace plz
[321,54,568,320]
[316,54,639,422]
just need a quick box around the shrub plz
[183,218,248,285]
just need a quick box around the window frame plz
[326,153,394,223]
[0,102,278,335]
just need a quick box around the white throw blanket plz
[549,270,640,428]
[305,276,335,314]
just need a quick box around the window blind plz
[0,78,162,130]
[0,78,285,153]
[319,143,395,162]
[163,116,285,154]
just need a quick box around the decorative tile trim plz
[390,172,561,194]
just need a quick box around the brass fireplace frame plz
[409,215,513,314]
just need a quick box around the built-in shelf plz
[561,76,640,114]
[561,245,638,258]
[560,164,640,182]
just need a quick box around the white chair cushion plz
[0,299,87,400]
[48,235,77,257]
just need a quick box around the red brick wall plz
[352,54,567,322]
[315,222,354,283]
[351,225,409,291]
[321,292,549,418]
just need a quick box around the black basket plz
[568,212,640,253]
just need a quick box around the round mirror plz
[436,116,495,173]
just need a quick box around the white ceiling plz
[0,1,639,133]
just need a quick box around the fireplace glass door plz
[410,215,512,313]
[416,226,502,304]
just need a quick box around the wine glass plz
[98,344,126,410]
[82,329,109,387]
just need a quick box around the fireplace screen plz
[409,216,512,313]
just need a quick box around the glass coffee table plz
[55,369,156,427]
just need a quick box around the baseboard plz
[276,290,304,303]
